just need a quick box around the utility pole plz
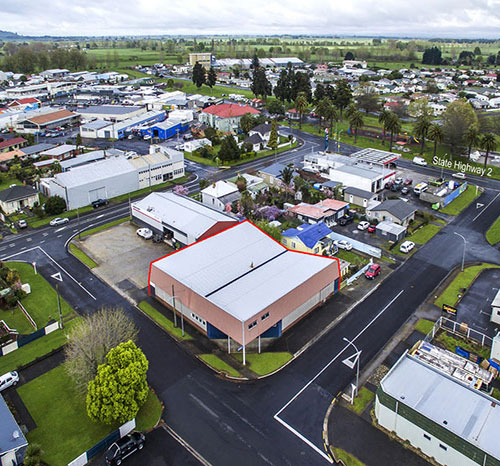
[76,207,81,240]
[172,284,177,327]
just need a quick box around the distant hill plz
[0,30,22,40]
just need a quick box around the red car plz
[365,263,381,279]
[367,224,376,233]
[404,178,413,186]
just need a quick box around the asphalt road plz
[2,131,500,465]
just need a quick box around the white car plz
[395,177,404,185]
[0,371,19,392]
[452,172,466,180]
[136,228,153,240]
[400,240,415,254]
[335,240,353,251]
[50,217,69,226]
[143,135,152,141]
[357,221,370,231]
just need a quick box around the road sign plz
[51,272,63,282]
[342,350,361,369]
[476,203,484,209]
[442,304,457,315]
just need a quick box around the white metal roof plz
[40,144,76,156]
[381,353,500,461]
[201,180,238,198]
[154,221,335,321]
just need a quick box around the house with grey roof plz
[0,394,28,466]
[366,199,417,226]
[0,185,39,215]
[20,143,56,159]
[343,186,380,208]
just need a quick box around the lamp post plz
[454,232,466,272]
[343,337,361,402]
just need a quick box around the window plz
[423,434,431,441]
[248,321,257,330]
[314,247,319,253]
[282,239,287,245]
[190,312,206,326]
[439,444,447,451]
[291,242,296,248]
[261,312,269,321]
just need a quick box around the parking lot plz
[77,222,173,296]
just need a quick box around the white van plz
[413,156,428,166]
[400,241,415,254]
[0,371,19,392]
[413,183,428,195]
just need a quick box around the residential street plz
[2,132,500,465]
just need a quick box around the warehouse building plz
[76,105,147,122]
[376,342,500,466]
[149,221,340,360]
[139,118,190,140]
[40,149,184,209]
[132,192,237,246]
[15,108,79,134]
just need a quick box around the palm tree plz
[413,115,431,154]
[295,92,308,130]
[349,110,364,143]
[345,103,357,126]
[315,97,331,132]
[385,112,402,152]
[463,125,480,160]
[279,166,294,199]
[427,124,443,158]
[480,132,497,170]
[378,109,391,145]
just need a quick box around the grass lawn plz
[492,388,500,401]
[0,318,79,374]
[440,185,481,216]
[0,306,34,334]
[79,217,130,239]
[5,262,74,330]
[232,352,293,376]
[406,224,442,244]
[435,263,500,309]
[0,175,21,191]
[18,365,118,466]
[163,78,254,99]
[414,319,435,335]
[135,388,163,432]
[138,301,193,341]
[347,386,375,415]
[332,447,365,466]
[198,354,240,377]
[486,216,500,245]
[69,243,97,268]
[335,249,370,267]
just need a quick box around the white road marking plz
[55,226,67,232]
[274,290,405,462]
[472,192,500,222]
[26,237,32,242]
[9,243,15,248]
[57,234,62,238]
[42,232,49,237]
[96,214,104,219]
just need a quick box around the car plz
[412,156,428,166]
[143,135,151,141]
[136,228,153,240]
[390,183,402,192]
[105,432,145,465]
[403,178,413,186]
[402,147,411,153]
[338,214,355,226]
[400,240,415,254]
[335,239,353,251]
[0,371,19,392]
[92,198,109,208]
[367,224,376,233]
[50,217,69,226]
[395,177,404,185]
[357,221,370,231]
[401,186,409,195]
[384,181,394,189]
[127,134,134,140]
[452,172,466,180]
[365,263,381,279]
[17,219,28,229]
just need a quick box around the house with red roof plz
[199,103,260,134]
[287,198,350,227]
[7,97,41,111]
[0,137,27,154]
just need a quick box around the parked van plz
[413,183,428,196]
[413,156,428,166]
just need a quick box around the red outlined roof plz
[202,103,260,118]
[148,219,341,296]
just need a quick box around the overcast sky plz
[3,0,500,38]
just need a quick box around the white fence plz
[425,316,493,348]
[345,260,373,286]
[328,232,382,258]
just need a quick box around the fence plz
[327,232,382,258]
[345,259,373,286]
[0,321,60,356]
[424,316,493,348]
[17,300,36,330]
[68,419,136,466]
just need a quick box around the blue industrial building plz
[140,119,190,140]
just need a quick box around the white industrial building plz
[40,148,184,209]
[76,105,147,122]
[491,289,500,325]
[376,341,500,466]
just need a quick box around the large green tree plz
[386,112,402,152]
[333,80,352,120]
[218,135,240,161]
[295,92,309,129]
[442,100,478,156]
[206,67,217,88]
[349,110,364,143]
[192,62,206,88]
[44,195,66,215]
[378,108,391,145]
[268,119,278,153]
[463,125,480,160]
[413,115,431,154]
[86,341,149,424]
[356,83,380,114]
[427,124,443,158]
[251,67,272,99]
[480,133,497,169]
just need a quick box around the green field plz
[486,216,500,245]
[138,301,193,341]
[406,224,442,244]
[347,386,375,415]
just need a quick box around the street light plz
[342,337,361,403]
[454,232,467,272]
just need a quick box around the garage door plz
[89,187,106,202]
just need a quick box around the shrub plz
[44,195,66,215]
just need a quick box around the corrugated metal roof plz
[154,221,335,321]
[0,394,27,453]
[283,222,332,248]
[381,353,500,460]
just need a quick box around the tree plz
[251,51,260,70]
[386,112,402,152]
[442,100,478,156]
[240,113,257,133]
[333,80,352,120]
[199,178,210,190]
[427,124,443,158]
[192,62,205,88]
[463,125,480,160]
[291,72,312,102]
[266,99,284,116]
[279,166,294,191]
[378,108,391,145]
[23,443,43,466]
[349,110,364,143]
[295,92,308,129]
[44,195,66,215]
[65,307,138,393]
[356,83,380,113]
[235,176,247,192]
[408,98,433,119]
[413,115,431,154]
[75,133,82,148]
[207,67,217,88]
[86,340,149,424]
[345,51,355,61]
[314,83,326,103]
[268,119,278,153]
[480,133,497,170]
[218,135,240,161]
[251,67,272,99]
[255,220,282,242]
[422,47,442,65]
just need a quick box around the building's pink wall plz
[150,259,339,346]
[198,220,238,241]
